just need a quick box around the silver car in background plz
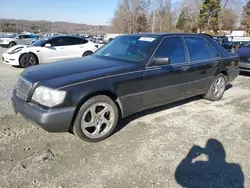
[0,34,38,48]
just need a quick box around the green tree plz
[241,1,250,35]
[176,7,188,31]
[199,0,221,33]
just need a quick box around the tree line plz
[110,0,250,35]
[0,19,108,34]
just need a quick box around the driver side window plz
[154,37,185,64]
[18,35,25,39]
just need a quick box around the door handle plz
[180,66,189,71]
[59,47,65,49]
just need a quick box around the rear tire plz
[82,51,93,57]
[204,73,227,101]
[9,42,16,48]
[73,95,119,142]
[19,53,38,68]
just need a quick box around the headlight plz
[9,48,23,54]
[32,86,66,107]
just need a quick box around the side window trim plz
[181,36,191,63]
[205,39,221,58]
[146,36,189,69]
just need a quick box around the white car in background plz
[0,34,38,48]
[2,35,98,68]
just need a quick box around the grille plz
[16,77,32,101]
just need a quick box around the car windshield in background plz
[31,39,47,47]
[5,34,17,38]
[244,42,250,47]
[94,35,158,62]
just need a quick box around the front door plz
[142,37,191,108]
[16,35,26,45]
[41,37,68,62]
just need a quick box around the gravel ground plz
[0,46,250,188]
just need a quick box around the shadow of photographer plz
[175,139,244,188]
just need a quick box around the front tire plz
[19,53,38,68]
[9,42,16,48]
[73,95,119,142]
[204,73,227,101]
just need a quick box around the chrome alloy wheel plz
[81,103,115,139]
[213,76,226,98]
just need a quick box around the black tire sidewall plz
[73,95,119,142]
[82,51,93,57]
[9,42,16,48]
[20,53,37,68]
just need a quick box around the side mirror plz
[45,43,51,47]
[153,57,170,66]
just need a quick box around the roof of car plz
[123,33,213,38]
[46,35,81,40]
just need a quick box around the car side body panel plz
[12,33,240,133]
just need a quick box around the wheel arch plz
[216,69,229,83]
[9,41,16,45]
[69,90,123,132]
[82,50,93,56]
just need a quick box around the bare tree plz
[110,0,151,33]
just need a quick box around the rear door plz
[65,37,88,58]
[142,36,191,108]
[40,37,68,62]
[183,37,220,95]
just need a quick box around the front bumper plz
[2,52,20,66]
[239,62,250,72]
[0,41,10,45]
[12,93,76,132]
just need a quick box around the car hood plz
[235,47,250,58]
[22,56,137,88]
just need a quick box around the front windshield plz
[94,35,158,62]
[31,39,47,47]
[5,34,17,38]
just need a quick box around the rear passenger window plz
[81,39,88,44]
[67,37,83,45]
[207,42,220,58]
[49,37,67,46]
[154,37,185,64]
[185,37,209,61]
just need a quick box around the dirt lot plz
[0,46,250,188]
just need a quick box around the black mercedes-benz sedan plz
[236,42,250,72]
[12,33,239,142]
